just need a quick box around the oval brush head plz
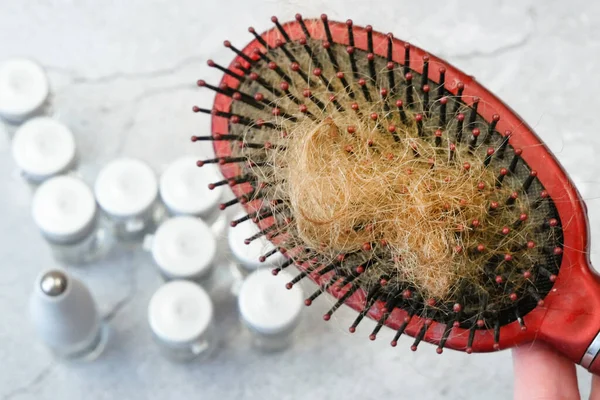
[193,15,600,372]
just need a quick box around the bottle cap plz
[32,176,97,241]
[12,117,75,181]
[94,158,157,217]
[148,280,213,345]
[159,156,223,216]
[238,269,303,335]
[151,217,216,280]
[0,58,49,122]
[228,212,284,270]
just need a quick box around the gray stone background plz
[1,0,599,399]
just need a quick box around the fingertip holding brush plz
[192,14,600,374]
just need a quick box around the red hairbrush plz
[193,15,600,374]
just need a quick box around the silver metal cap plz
[40,270,68,296]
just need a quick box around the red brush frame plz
[211,18,600,371]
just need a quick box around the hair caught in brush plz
[194,14,563,353]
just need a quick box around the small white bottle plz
[148,280,217,362]
[32,176,108,265]
[147,216,217,285]
[238,269,303,352]
[29,269,108,361]
[12,117,76,186]
[228,212,285,281]
[0,58,51,130]
[159,156,224,219]
[94,158,161,241]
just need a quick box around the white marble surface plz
[2,1,600,399]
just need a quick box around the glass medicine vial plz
[12,117,76,186]
[148,280,217,362]
[147,216,217,285]
[238,269,303,352]
[159,156,224,220]
[94,158,161,241]
[0,58,51,132]
[228,212,285,280]
[29,269,108,361]
[32,175,107,265]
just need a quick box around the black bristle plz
[411,323,429,350]
[437,67,446,100]
[403,43,410,75]
[452,83,465,114]
[421,56,429,89]
[271,16,291,42]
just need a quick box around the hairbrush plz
[192,15,600,374]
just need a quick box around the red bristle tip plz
[346,46,354,54]
[449,143,456,151]
[356,265,365,274]
[380,278,388,286]
[415,114,423,122]
[196,79,206,87]
[405,72,413,80]
[232,92,242,101]
[329,95,337,102]
[190,136,198,142]
[472,219,480,228]
[493,343,500,350]
[192,106,200,112]
[521,325,527,332]
[370,112,378,121]
[463,162,471,171]
[386,61,394,70]
[457,82,465,90]
[424,318,433,326]
[426,298,436,307]
[472,128,480,137]
[223,40,231,47]
[351,102,359,111]
[270,16,278,23]
[504,130,512,138]
[258,256,266,262]
[487,148,495,156]
[439,66,446,73]
[550,274,557,282]
[280,82,289,91]
[365,24,372,32]
[207,59,215,67]
[466,347,473,354]
[299,104,308,113]
[530,170,538,177]
[396,99,403,107]
[336,254,345,262]
[285,282,293,290]
[453,303,462,313]
[476,319,485,328]
[515,148,523,156]
[423,85,430,93]
[367,53,375,61]
[388,125,396,133]
[302,89,311,97]
[403,316,411,323]
[304,299,312,306]
[336,71,345,79]
[549,218,558,227]
[457,113,465,122]
[344,145,353,153]
[509,293,518,301]
[323,41,331,49]
[402,290,412,299]
[495,276,503,284]
[321,13,328,21]
[272,108,281,116]
[435,129,442,137]
[404,42,410,49]
[369,334,376,341]
[380,88,388,97]
[349,327,356,333]
[367,139,374,146]
[250,72,259,80]
[267,61,277,70]
[492,114,500,121]
[410,345,418,352]
[510,192,518,200]
[477,244,485,252]
[390,340,397,347]
[347,126,356,134]
[519,213,528,221]
[553,247,563,255]
[523,271,532,279]
[440,97,448,104]
[230,115,240,124]
[295,13,302,21]
[196,160,205,167]
[313,68,322,77]
[453,321,460,328]
[323,314,331,321]
[501,227,510,235]
[436,348,443,354]
[541,190,549,198]
[362,243,372,252]
[271,269,279,276]
[254,93,264,102]
[455,245,463,253]
[490,201,499,209]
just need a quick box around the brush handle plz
[539,262,600,375]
